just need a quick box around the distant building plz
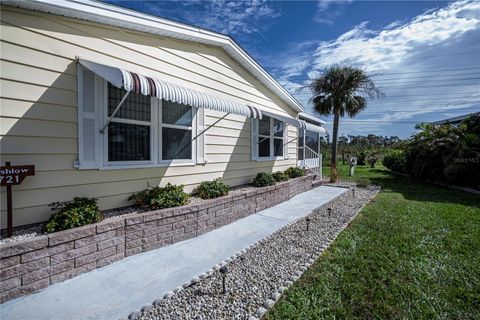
[431,112,480,125]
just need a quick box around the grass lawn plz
[266,164,480,319]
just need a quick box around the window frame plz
[252,116,286,161]
[99,80,197,169]
[298,128,305,161]
[158,99,196,165]
[272,118,285,158]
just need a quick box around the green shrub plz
[43,197,102,233]
[272,171,289,182]
[195,178,229,199]
[382,150,407,173]
[402,116,480,189]
[253,172,276,187]
[128,183,189,210]
[357,151,367,165]
[367,154,378,168]
[285,166,305,178]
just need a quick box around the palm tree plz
[304,65,382,182]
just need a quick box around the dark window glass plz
[298,148,304,160]
[274,139,283,157]
[258,138,270,157]
[306,131,319,151]
[298,129,305,148]
[259,116,271,136]
[162,101,192,126]
[108,122,150,161]
[273,119,284,137]
[108,84,150,121]
[162,127,192,160]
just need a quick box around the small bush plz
[285,166,305,178]
[272,171,289,182]
[195,178,229,199]
[367,154,378,168]
[357,151,367,165]
[129,183,189,210]
[253,172,276,187]
[383,150,407,173]
[43,197,102,233]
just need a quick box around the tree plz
[304,66,382,181]
[338,136,349,165]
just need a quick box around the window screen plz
[107,84,151,162]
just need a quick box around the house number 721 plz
[0,175,20,184]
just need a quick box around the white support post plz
[317,132,321,176]
[302,129,306,168]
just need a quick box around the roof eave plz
[3,0,304,113]
[299,112,326,125]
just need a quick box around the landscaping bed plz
[0,184,260,245]
[0,175,314,303]
[125,182,378,320]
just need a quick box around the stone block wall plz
[0,175,315,303]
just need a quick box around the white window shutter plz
[196,107,206,164]
[77,65,98,169]
[251,118,258,160]
[284,123,289,160]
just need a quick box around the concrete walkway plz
[1,186,347,320]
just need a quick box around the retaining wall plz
[0,175,315,303]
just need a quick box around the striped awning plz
[262,110,302,128]
[260,110,327,135]
[78,59,262,119]
[299,120,328,135]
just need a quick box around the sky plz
[104,0,480,138]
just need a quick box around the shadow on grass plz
[267,165,480,320]
[363,168,480,208]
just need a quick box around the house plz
[430,112,480,126]
[0,0,327,228]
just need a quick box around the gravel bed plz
[0,224,43,244]
[127,183,379,320]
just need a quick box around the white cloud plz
[274,0,480,137]
[310,0,480,72]
[314,0,353,24]
[143,0,281,37]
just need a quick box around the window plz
[254,116,285,159]
[298,129,319,161]
[306,130,319,152]
[161,101,193,160]
[258,117,271,157]
[103,83,196,167]
[273,119,284,157]
[107,85,152,162]
[77,67,205,170]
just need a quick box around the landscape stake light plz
[328,207,332,216]
[352,188,356,198]
[219,266,228,294]
[306,217,311,231]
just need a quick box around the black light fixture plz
[327,207,332,216]
[306,217,311,231]
[219,266,228,294]
[352,188,356,197]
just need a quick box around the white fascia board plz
[299,112,326,125]
[4,0,304,113]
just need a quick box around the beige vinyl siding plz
[0,6,300,227]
